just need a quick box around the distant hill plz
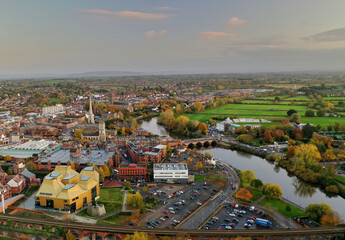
[68,71,146,77]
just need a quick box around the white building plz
[42,104,65,116]
[153,163,188,183]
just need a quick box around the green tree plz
[250,179,263,189]
[317,109,325,117]
[241,170,256,187]
[306,203,332,222]
[285,204,291,212]
[305,110,315,117]
[125,181,131,189]
[263,183,283,199]
[237,134,254,144]
[287,109,297,117]
[289,113,300,123]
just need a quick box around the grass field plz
[300,117,345,126]
[202,104,308,112]
[97,187,124,213]
[259,197,306,219]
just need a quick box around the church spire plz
[87,95,95,124]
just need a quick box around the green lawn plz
[25,186,39,197]
[300,117,345,126]
[97,187,124,213]
[259,197,306,219]
[203,104,308,112]
[98,214,131,225]
[194,175,207,182]
[335,174,345,185]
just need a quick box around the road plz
[179,161,240,229]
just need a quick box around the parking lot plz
[201,203,282,230]
[137,180,223,229]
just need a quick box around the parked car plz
[170,211,175,214]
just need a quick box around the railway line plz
[1,214,344,238]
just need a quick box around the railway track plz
[0,215,344,237]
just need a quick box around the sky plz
[1,0,345,75]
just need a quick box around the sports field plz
[185,100,345,127]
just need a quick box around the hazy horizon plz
[2,0,345,75]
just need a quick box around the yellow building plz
[35,166,100,212]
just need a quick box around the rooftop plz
[154,163,188,171]
[40,148,116,166]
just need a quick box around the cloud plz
[227,17,247,28]
[305,28,345,42]
[156,6,177,11]
[144,30,167,38]
[202,32,236,40]
[79,9,169,20]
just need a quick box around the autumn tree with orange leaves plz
[320,211,343,226]
[236,188,253,201]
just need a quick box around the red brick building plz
[126,143,167,164]
[0,183,12,201]
[118,164,147,181]
[7,174,26,194]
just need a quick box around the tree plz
[25,161,37,171]
[204,152,213,159]
[121,127,126,136]
[73,129,84,139]
[285,204,291,212]
[241,170,256,187]
[125,181,131,189]
[236,188,253,201]
[294,144,321,167]
[286,146,296,159]
[195,161,203,170]
[306,203,332,222]
[198,123,208,134]
[323,149,337,162]
[237,134,254,144]
[266,154,281,163]
[187,158,194,166]
[124,231,149,240]
[264,130,273,143]
[263,183,283,199]
[250,179,263,189]
[103,164,112,177]
[320,211,343,226]
[289,113,300,123]
[5,155,11,161]
[302,124,317,139]
[317,109,325,117]
[193,101,204,112]
[325,185,339,194]
[287,109,297,117]
[305,110,315,117]
[65,231,77,240]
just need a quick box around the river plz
[140,117,345,218]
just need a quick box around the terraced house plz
[35,166,99,212]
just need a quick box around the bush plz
[325,185,339,194]
[266,154,281,162]
[237,134,254,144]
